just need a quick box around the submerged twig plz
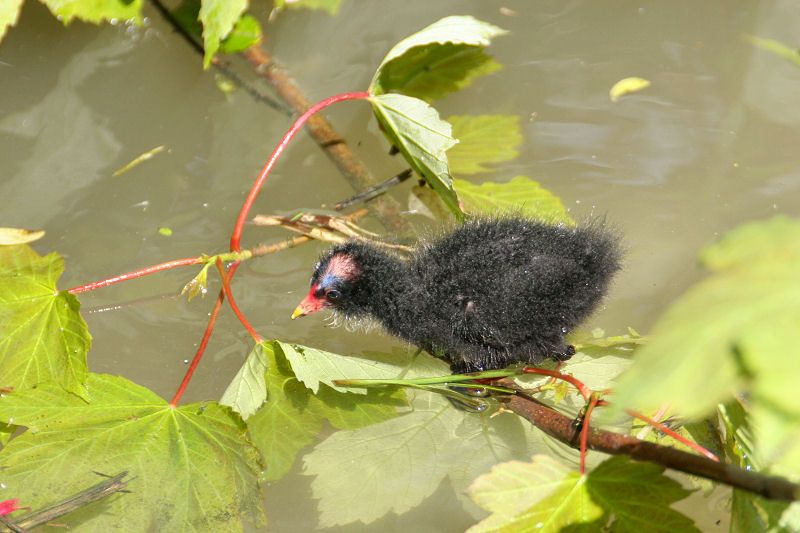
[3,472,130,531]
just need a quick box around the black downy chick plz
[291,217,621,374]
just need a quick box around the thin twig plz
[335,168,413,210]
[5,472,129,531]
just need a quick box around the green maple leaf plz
[0,245,90,398]
[0,373,264,530]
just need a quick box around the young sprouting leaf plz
[40,0,143,25]
[0,227,45,245]
[609,77,651,102]
[199,0,247,68]
[370,93,462,218]
[246,343,405,482]
[447,115,522,175]
[455,176,573,225]
[273,0,341,15]
[746,35,800,68]
[220,342,269,420]
[303,389,550,527]
[0,245,90,398]
[219,14,261,54]
[612,216,800,467]
[0,373,265,530]
[468,455,697,532]
[370,16,507,101]
[276,340,409,395]
[0,0,23,44]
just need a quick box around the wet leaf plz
[468,456,697,532]
[609,77,651,102]
[199,0,247,68]
[0,374,265,530]
[219,14,261,53]
[0,245,90,398]
[0,227,45,245]
[371,16,507,101]
[447,115,522,175]
[40,0,143,25]
[455,176,573,225]
[181,264,210,301]
[273,0,341,15]
[370,93,462,218]
[746,35,800,68]
[0,0,23,44]
[221,342,269,420]
[246,343,405,482]
[304,390,547,527]
[612,217,800,472]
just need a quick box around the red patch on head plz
[323,253,361,282]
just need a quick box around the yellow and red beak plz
[291,287,325,319]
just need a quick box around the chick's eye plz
[326,289,341,301]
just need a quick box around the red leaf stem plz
[229,91,371,252]
[169,287,226,407]
[521,366,592,401]
[215,259,262,342]
[67,257,203,294]
[580,395,600,474]
[626,409,720,462]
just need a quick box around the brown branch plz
[242,46,411,235]
[2,472,130,531]
[497,381,799,501]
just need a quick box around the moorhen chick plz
[291,217,621,373]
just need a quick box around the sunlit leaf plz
[219,14,261,53]
[221,342,269,420]
[41,0,143,25]
[468,456,697,532]
[273,0,341,15]
[247,344,405,482]
[0,0,23,47]
[370,93,462,218]
[0,374,265,530]
[303,388,548,527]
[468,455,600,532]
[199,0,247,68]
[0,227,45,245]
[371,16,507,100]
[612,217,800,470]
[0,245,90,398]
[276,340,408,395]
[746,35,800,68]
[609,77,651,102]
[447,115,522,175]
[455,176,573,225]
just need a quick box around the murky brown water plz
[2,0,798,530]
